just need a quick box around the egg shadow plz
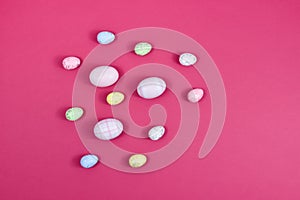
[71,154,82,168]
[89,30,100,43]
[53,55,65,69]
[171,53,180,64]
[56,106,69,121]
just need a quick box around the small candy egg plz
[89,66,119,87]
[148,126,165,141]
[80,154,99,169]
[134,42,152,56]
[179,53,197,66]
[62,56,81,70]
[129,154,147,168]
[106,92,125,105]
[94,118,123,140]
[97,31,115,44]
[137,77,166,99]
[65,107,84,121]
[187,88,204,103]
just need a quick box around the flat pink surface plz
[0,0,299,199]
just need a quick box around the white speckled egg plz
[97,31,115,44]
[80,154,99,169]
[148,126,165,141]
[137,77,166,99]
[187,88,204,103]
[94,118,123,140]
[89,66,119,87]
[62,56,81,70]
[179,53,197,66]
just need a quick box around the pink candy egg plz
[187,88,204,103]
[62,56,81,70]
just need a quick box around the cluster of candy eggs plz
[63,31,204,169]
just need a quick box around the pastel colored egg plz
[97,31,115,44]
[65,107,84,121]
[106,91,125,105]
[80,154,99,169]
[89,66,119,87]
[129,154,147,168]
[148,126,165,141]
[179,53,197,66]
[62,56,81,70]
[94,118,123,140]
[137,77,166,99]
[134,42,152,56]
[187,88,204,103]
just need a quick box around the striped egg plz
[94,118,123,140]
[137,77,166,99]
[89,66,119,87]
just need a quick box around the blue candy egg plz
[80,154,99,169]
[97,31,115,44]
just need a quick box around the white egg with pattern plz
[94,118,123,140]
[137,77,166,99]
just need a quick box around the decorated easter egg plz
[65,107,84,121]
[62,56,81,70]
[137,77,166,99]
[187,88,204,103]
[134,42,152,56]
[129,154,147,168]
[148,126,165,141]
[106,91,125,105]
[80,154,99,169]
[97,31,115,44]
[179,53,197,66]
[89,66,119,87]
[94,118,123,140]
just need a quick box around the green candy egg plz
[134,42,152,56]
[65,107,84,121]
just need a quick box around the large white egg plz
[89,66,119,87]
[137,77,166,99]
[94,118,123,140]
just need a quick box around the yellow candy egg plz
[129,154,147,168]
[106,92,125,105]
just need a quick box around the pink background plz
[1,0,300,199]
